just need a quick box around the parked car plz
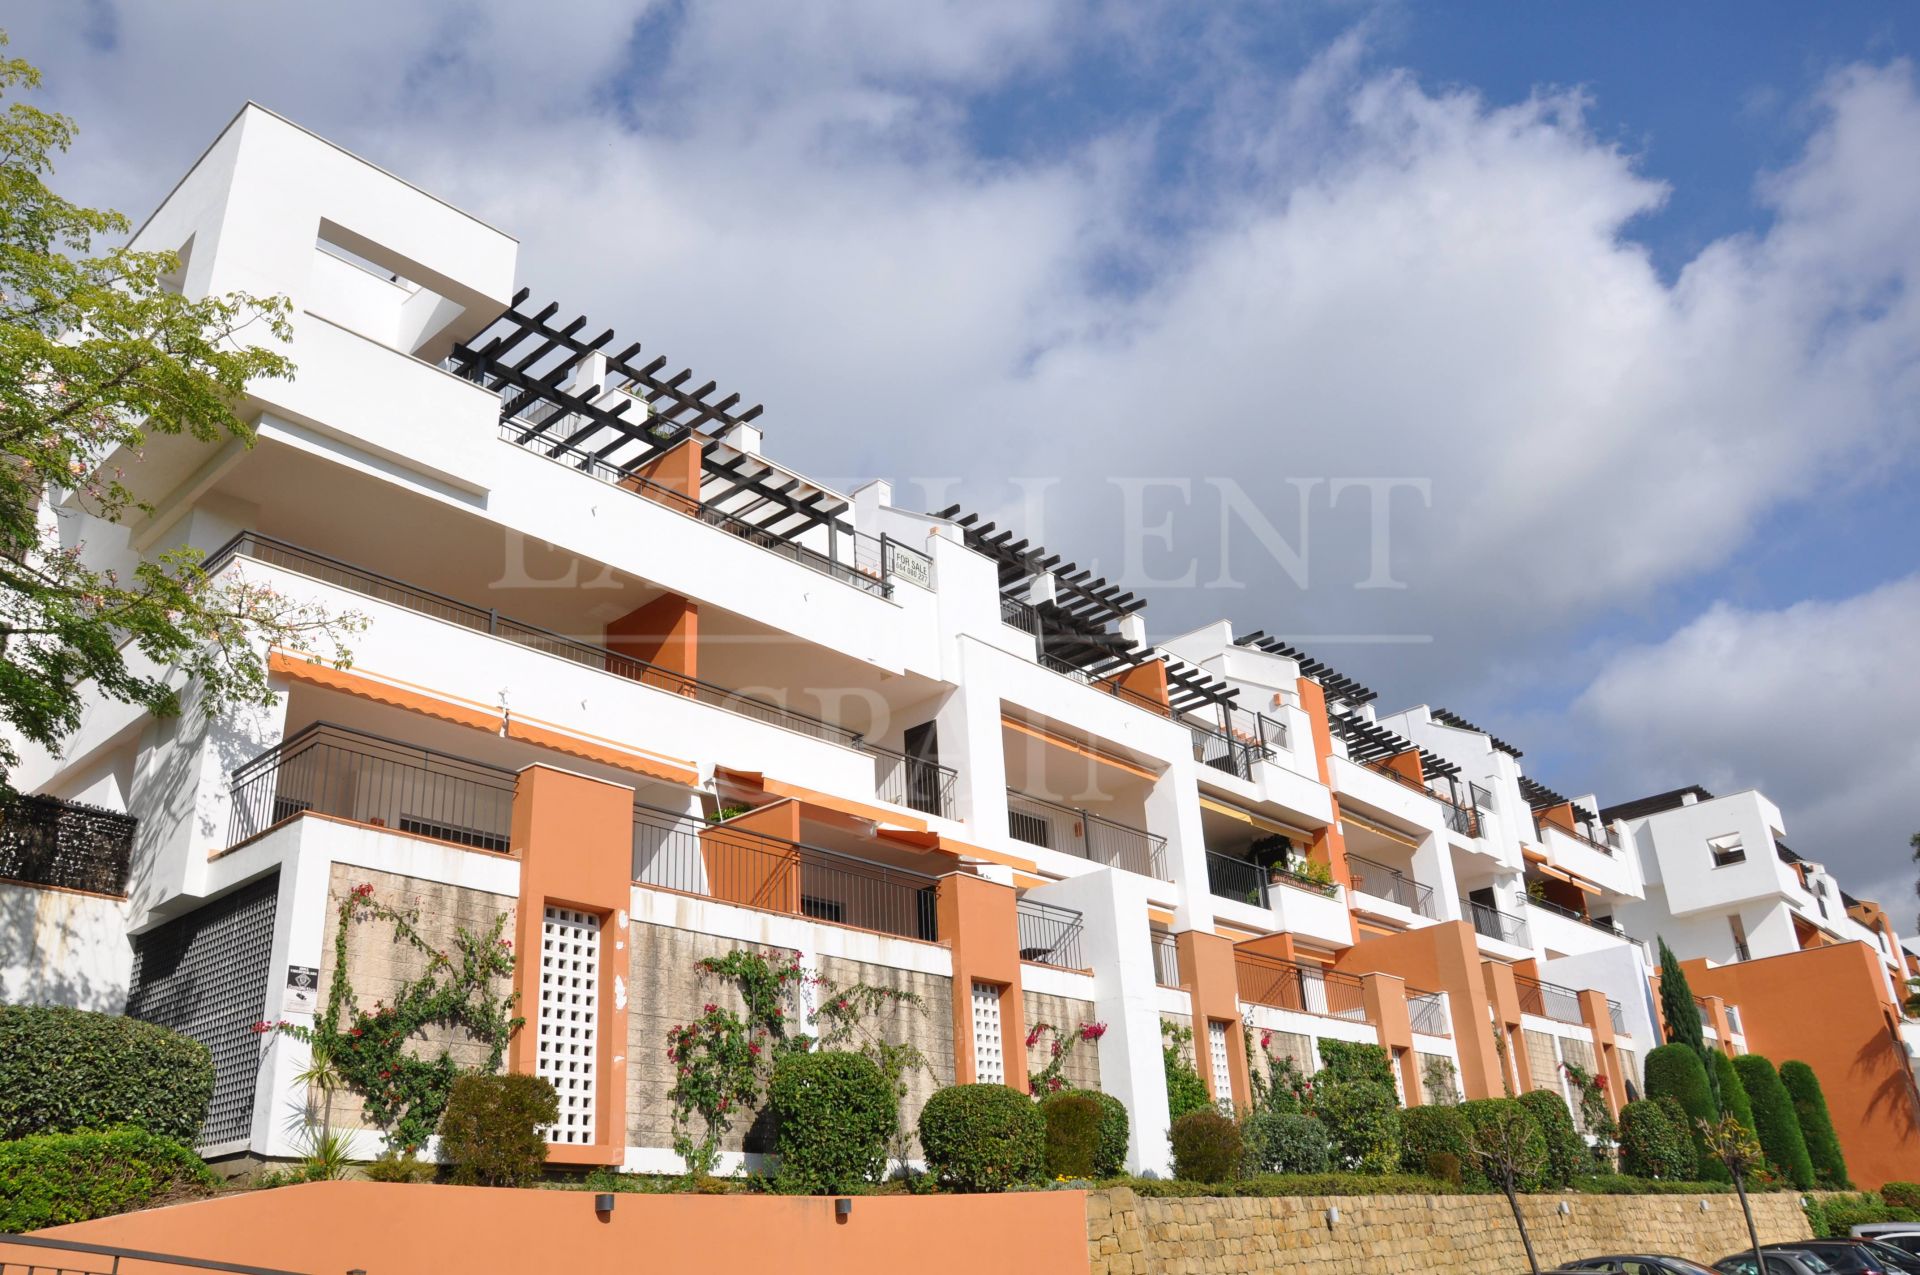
[1852,1228,1920,1259]
[1715,1250,1834,1275]
[1748,1242,1920,1275]
[1555,1258,1722,1275]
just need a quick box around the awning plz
[874,827,1035,874]
[1001,715,1158,782]
[1340,807,1422,850]
[1198,797,1318,843]
[715,767,928,833]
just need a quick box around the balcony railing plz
[1524,894,1631,940]
[865,745,958,820]
[1151,932,1181,987]
[1005,789,1168,880]
[227,723,519,851]
[1235,953,1370,1023]
[205,532,866,749]
[1000,593,1039,633]
[0,794,137,896]
[1695,997,1713,1030]
[1347,855,1436,918]
[1206,851,1270,909]
[1515,974,1585,1026]
[1017,898,1086,969]
[499,422,899,599]
[1726,1005,1744,1037]
[1462,897,1532,948]
[631,803,940,942]
[1537,815,1618,858]
[1608,999,1627,1035]
[1407,988,1450,1036]
[1361,761,1481,837]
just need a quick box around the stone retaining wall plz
[1086,1187,1813,1275]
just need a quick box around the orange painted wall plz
[936,873,1029,1088]
[699,801,803,916]
[619,437,703,514]
[1685,943,1920,1189]
[1179,930,1249,1109]
[1096,659,1171,715]
[1295,678,1354,895]
[1578,988,1625,1114]
[1335,922,1511,1100]
[34,1181,1088,1275]
[605,592,700,686]
[1359,970,1418,1101]
[1379,749,1424,786]
[508,765,635,1166]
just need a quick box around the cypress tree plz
[1779,1060,1851,1189]
[1710,1049,1755,1135]
[1733,1054,1814,1190]
[1656,937,1721,1111]
[1645,1042,1726,1182]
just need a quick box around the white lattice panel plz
[537,906,600,1144]
[1209,1019,1233,1109]
[971,981,1005,1085]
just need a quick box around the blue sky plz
[10,2,1919,907]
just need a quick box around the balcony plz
[1408,988,1451,1036]
[1016,898,1086,969]
[227,723,517,852]
[1235,952,1370,1023]
[1524,894,1630,941]
[1151,932,1182,987]
[1206,851,1271,908]
[1005,789,1168,880]
[1347,855,1436,919]
[1515,974,1585,1026]
[0,794,138,896]
[1462,897,1532,948]
[865,745,958,821]
[632,803,940,942]
[1609,999,1627,1035]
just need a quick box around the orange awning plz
[715,767,928,833]
[1000,715,1158,782]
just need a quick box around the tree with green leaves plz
[0,34,356,792]
[1657,936,1722,1110]
[1699,1113,1768,1275]
[1459,1098,1549,1275]
[1779,1060,1851,1189]
[1732,1054,1814,1190]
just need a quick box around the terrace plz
[1006,788,1168,880]
[1461,896,1533,949]
[1327,711,1480,839]
[1234,952,1371,1024]
[1514,973,1585,1026]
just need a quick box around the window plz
[970,982,1004,1085]
[1708,833,1746,867]
[1729,914,1751,961]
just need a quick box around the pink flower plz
[1079,1022,1107,1041]
[1025,1027,1043,1048]
[704,1003,717,1014]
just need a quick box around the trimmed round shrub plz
[362,1152,438,1184]
[1040,1091,1103,1179]
[1458,1097,1548,1193]
[1883,1182,1920,1211]
[1517,1088,1581,1189]
[917,1084,1044,1192]
[1317,1080,1402,1175]
[1619,1098,1695,1180]
[1709,1050,1755,1135]
[1425,1151,1463,1186]
[1644,1044,1724,1183]
[1243,1110,1330,1175]
[1400,1104,1472,1181]
[768,1051,895,1192]
[0,1005,214,1143]
[439,1073,559,1187]
[1169,1109,1242,1183]
[1731,1054,1813,1190]
[1810,1192,1920,1238]
[0,1127,217,1232]
[1086,1091,1130,1177]
[1780,1060,1851,1189]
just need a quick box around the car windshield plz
[1859,1243,1920,1274]
[1798,1244,1906,1274]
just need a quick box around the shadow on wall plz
[0,881,133,1010]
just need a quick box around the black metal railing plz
[204,532,866,748]
[1005,789,1168,880]
[1151,931,1181,987]
[1462,897,1532,948]
[1205,851,1269,908]
[1017,898,1086,968]
[1346,855,1436,918]
[0,1232,312,1275]
[1235,953,1370,1022]
[1608,998,1627,1034]
[499,421,896,598]
[1000,593,1039,633]
[0,794,136,895]
[1434,793,1481,838]
[1407,988,1450,1036]
[1536,813,1617,857]
[1514,974,1585,1025]
[227,724,518,851]
[1524,894,1630,940]
[631,803,939,942]
[865,744,958,820]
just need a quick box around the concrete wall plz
[1024,987,1104,1092]
[0,881,132,1011]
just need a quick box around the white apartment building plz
[1,103,1913,1183]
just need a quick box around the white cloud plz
[1573,576,1920,914]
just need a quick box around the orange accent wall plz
[606,592,700,685]
[1096,660,1171,716]
[35,1180,1088,1275]
[619,438,703,514]
[1379,749,1425,786]
[937,873,1028,1088]
[1360,970,1418,1101]
[1536,802,1577,835]
[508,765,634,1166]
[1684,943,1920,1189]
[1178,929,1249,1109]
[699,801,803,916]
[1578,987,1625,1114]
[1334,922,1510,1100]
[1295,678,1354,897]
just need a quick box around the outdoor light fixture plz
[1558,1201,1571,1216]
[1699,1200,1711,1212]
[1325,1205,1340,1226]
[595,1193,616,1215]
[836,1197,854,1224]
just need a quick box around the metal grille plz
[1208,1020,1233,1109]
[1407,989,1451,1036]
[537,906,600,1145]
[0,793,137,895]
[1016,898,1085,969]
[970,982,1004,1085]
[126,873,280,1147]
[1004,789,1167,880]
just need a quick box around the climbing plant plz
[264,883,520,1153]
[1161,1020,1212,1120]
[1561,1059,1618,1162]
[1026,1020,1106,1095]
[1244,1024,1313,1115]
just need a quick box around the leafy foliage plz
[1779,1060,1850,1189]
[0,1127,217,1232]
[1039,1091,1103,1179]
[267,884,520,1153]
[1644,1043,1725,1183]
[1516,1089,1581,1189]
[1459,1097,1550,1275]
[1244,1025,1312,1116]
[1709,1049,1756,1136]
[767,1050,896,1193]
[1656,938,1705,1057]
[1883,1182,1920,1211]
[0,39,360,792]
[1086,1090,1130,1178]
[438,1073,558,1187]
[1804,1192,1920,1238]
[1618,1098,1696,1180]
[1316,1039,1395,1089]
[916,1083,1044,1192]
[1169,1108,1243,1183]
[0,1004,212,1142]
[1400,1104,1474,1183]
[1026,1019,1105,1096]
[1241,1110,1330,1175]
[1560,1060,1617,1166]
[1124,1171,1460,1198]
[1160,1020,1211,1120]
[1315,1079,1401,1175]
[1731,1054,1813,1190]
[361,1151,438,1184]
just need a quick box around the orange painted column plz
[619,437,703,513]
[1483,960,1527,1094]
[606,593,700,690]
[1699,994,1734,1054]
[1295,678,1354,896]
[1360,971,1419,1104]
[936,873,1029,1089]
[1578,988,1626,1115]
[1335,921,1509,1101]
[1095,660,1172,715]
[508,764,634,1167]
[1176,930,1249,1111]
[698,800,802,916]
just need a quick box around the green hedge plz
[917,1084,1044,1192]
[1086,1092,1129,1178]
[1400,1105,1473,1183]
[0,1128,217,1232]
[1170,1109,1242,1183]
[1126,1171,1458,1198]
[1568,1174,1732,1195]
[1804,1192,1920,1238]
[1619,1098,1696,1180]
[768,1051,896,1192]
[0,1005,213,1143]
[1644,1045,1725,1183]
[1780,1061,1851,1189]
[1709,1049,1756,1136]
[1731,1055,1813,1190]
[1516,1089,1580,1189]
[1316,1040,1396,1090]
[1883,1182,1920,1211]
[1457,1098,1547,1193]
[1040,1092,1103,1180]
[1242,1110,1330,1175]
[439,1073,558,1187]
[1317,1079,1401,1175]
